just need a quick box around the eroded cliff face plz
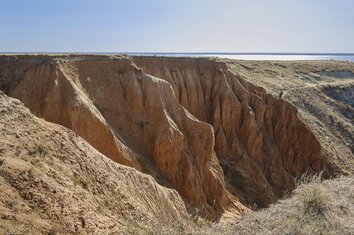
[134,57,324,206]
[0,56,140,170]
[0,55,325,218]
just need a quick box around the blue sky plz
[0,0,353,52]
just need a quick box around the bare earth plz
[0,91,190,234]
[0,55,353,234]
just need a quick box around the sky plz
[0,0,353,53]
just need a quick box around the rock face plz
[0,55,325,217]
[134,57,325,206]
[0,56,140,170]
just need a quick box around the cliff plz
[0,55,326,219]
[134,56,325,206]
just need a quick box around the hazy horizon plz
[1,52,354,55]
[1,0,353,53]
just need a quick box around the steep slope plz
[134,56,325,207]
[226,60,354,175]
[285,82,354,175]
[0,55,141,170]
[0,55,248,219]
[0,55,329,217]
[0,91,190,234]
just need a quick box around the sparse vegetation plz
[191,175,354,235]
[102,198,119,211]
[301,182,328,215]
[27,142,54,158]
[1,58,353,234]
[282,182,334,235]
[72,172,89,190]
[27,167,39,177]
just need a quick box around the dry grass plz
[0,92,193,234]
[301,182,328,215]
[191,175,354,235]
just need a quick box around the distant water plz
[129,53,354,62]
[2,52,354,62]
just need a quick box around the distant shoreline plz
[1,52,354,56]
[1,52,354,62]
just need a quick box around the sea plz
[2,52,354,62]
[127,53,354,62]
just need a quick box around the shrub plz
[301,183,328,215]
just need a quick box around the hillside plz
[193,175,354,234]
[227,60,354,175]
[0,91,190,234]
[0,55,353,234]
